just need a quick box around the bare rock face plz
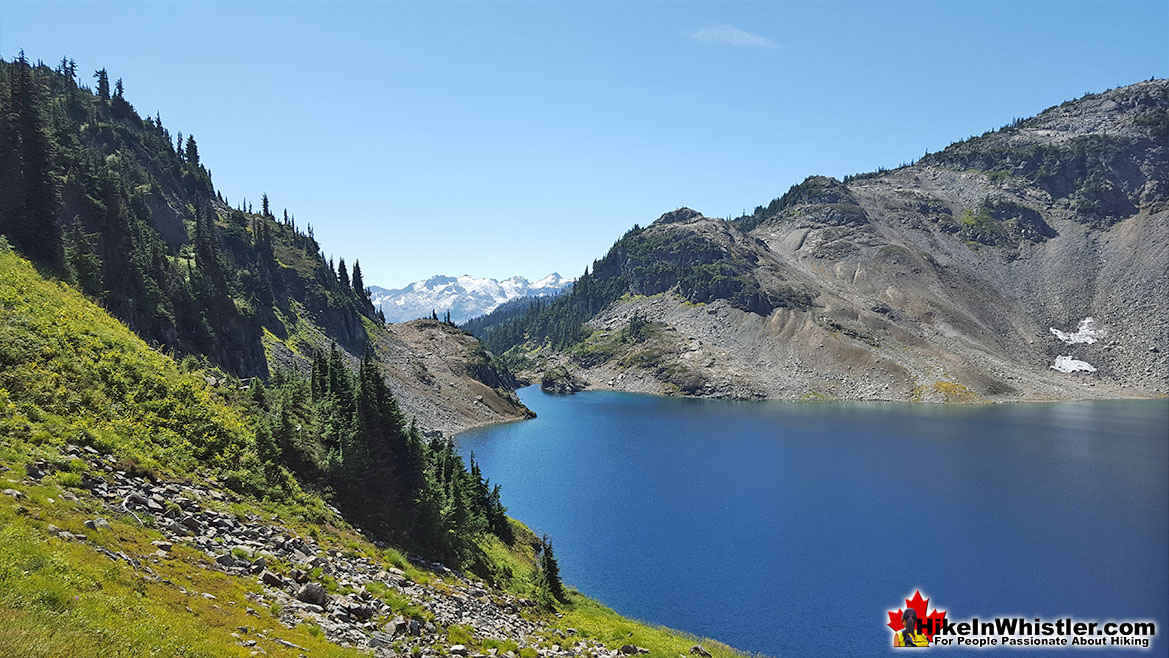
[527,80,1169,403]
[654,207,704,225]
[372,319,536,435]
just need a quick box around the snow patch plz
[1050,317,1106,345]
[1051,356,1097,373]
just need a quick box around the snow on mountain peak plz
[533,272,566,289]
[369,273,573,324]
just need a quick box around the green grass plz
[567,330,623,367]
[0,484,362,658]
[446,624,475,646]
[482,637,521,654]
[0,246,756,658]
[552,593,748,658]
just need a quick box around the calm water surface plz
[456,390,1169,657]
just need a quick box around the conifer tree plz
[351,259,365,297]
[338,257,350,289]
[93,68,110,99]
[0,53,61,267]
[185,134,199,167]
[536,534,565,605]
[65,221,103,296]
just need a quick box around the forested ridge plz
[0,51,554,578]
[0,52,382,379]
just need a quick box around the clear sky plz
[2,1,1166,288]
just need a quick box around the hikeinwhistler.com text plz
[917,617,1156,649]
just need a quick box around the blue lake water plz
[456,389,1169,657]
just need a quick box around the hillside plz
[0,54,528,435]
[0,243,746,658]
[477,79,1169,402]
[371,273,572,324]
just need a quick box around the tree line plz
[0,53,383,377]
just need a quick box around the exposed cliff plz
[484,80,1169,402]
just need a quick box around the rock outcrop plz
[514,80,1169,402]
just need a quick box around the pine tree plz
[0,53,61,267]
[351,259,365,298]
[310,349,328,402]
[114,78,124,100]
[338,258,350,289]
[65,221,103,296]
[185,134,199,167]
[261,193,270,217]
[93,68,110,99]
[536,534,565,605]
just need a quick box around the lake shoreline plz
[458,390,1169,657]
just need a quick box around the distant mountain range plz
[370,273,573,324]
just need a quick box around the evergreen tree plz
[0,52,61,267]
[536,534,565,606]
[338,257,350,289]
[93,68,110,99]
[65,221,103,296]
[351,259,365,297]
[261,193,270,217]
[114,78,124,100]
[185,134,199,167]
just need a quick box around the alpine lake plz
[456,388,1168,657]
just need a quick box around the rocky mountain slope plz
[373,319,535,437]
[371,274,572,324]
[483,79,1169,402]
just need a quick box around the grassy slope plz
[0,245,752,658]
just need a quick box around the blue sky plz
[2,1,1166,288]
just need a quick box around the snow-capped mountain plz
[369,273,573,324]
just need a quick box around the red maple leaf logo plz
[888,590,947,641]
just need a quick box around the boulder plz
[690,646,712,657]
[385,615,408,636]
[84,518,111,531]
[295,582,330,607]
[348,603,375,621]
[260,570,286,588]
[369,631,395,648]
